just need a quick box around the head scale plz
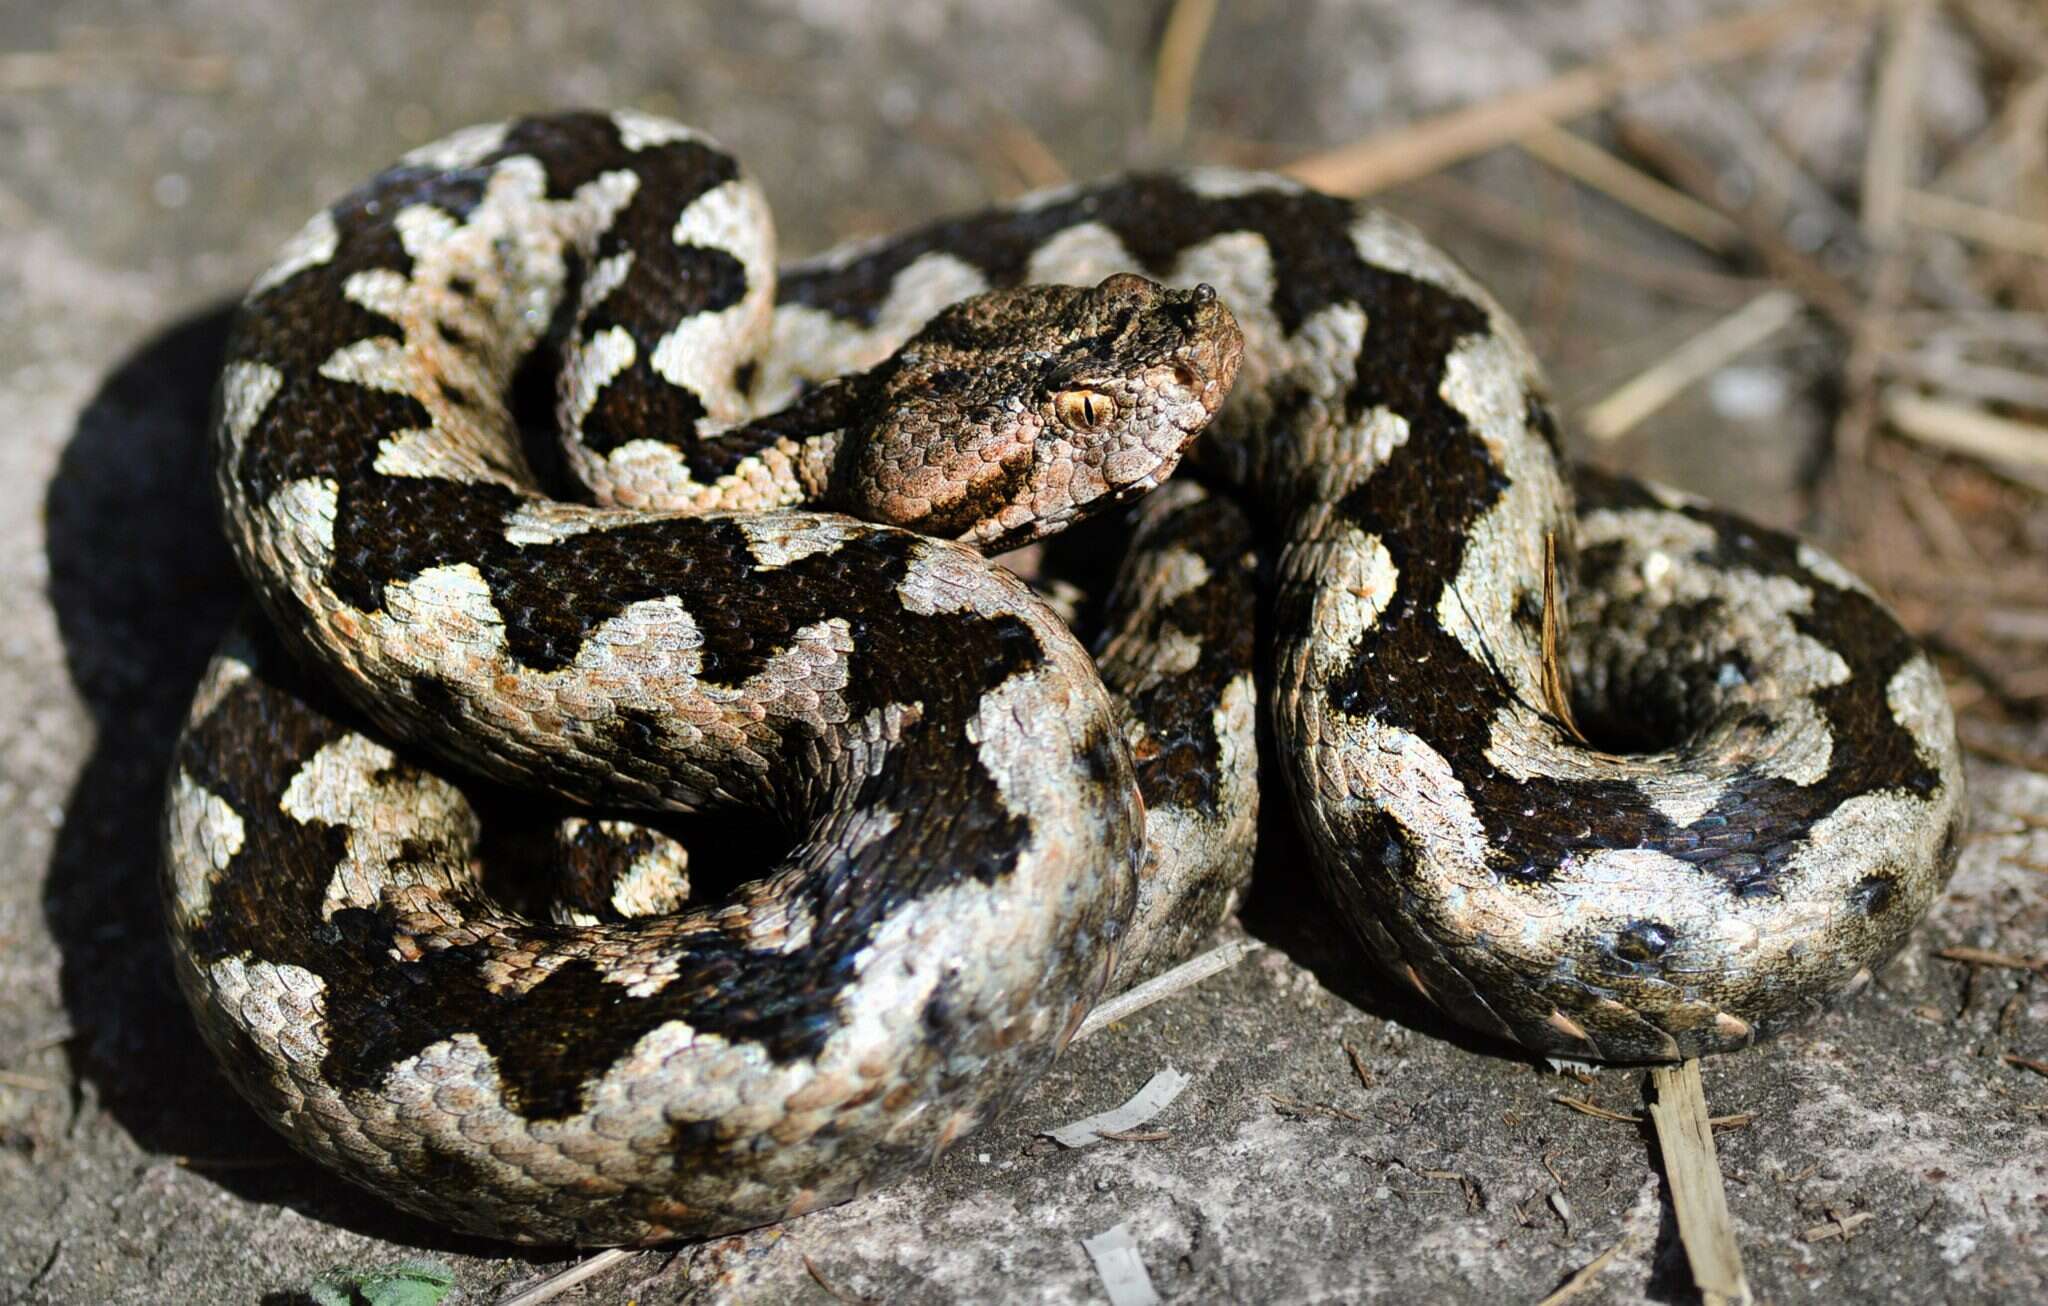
[841,272,1243,550]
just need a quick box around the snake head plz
[840,272,1243,551]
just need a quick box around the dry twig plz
[1343,1041,1375,1090]
[1647,1061,1753,1306]
[1404,175,1767,306]
[1284,0,1864,195]
[1936,946,2047,975]
[1072,939,1257,1044]
[1149,0,1220,148]
[1615,118,1866,332]
[497,1249,635,1306]
[803,1254,881,1306]
[1267,1093,1365,1123]
[1902,190,2048,262]
[1581,289,1804,441]
[1884,392,2048,471]
[1535,1235,1630,1306]
[1803,1210,1876,1242]
[1517,124,1741,252]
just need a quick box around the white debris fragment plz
[1081,1223,1160,1306]
[1042,1066,1189,1149]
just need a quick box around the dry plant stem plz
[1615,118,1866,332]
[1883,390,2048,471]
[1834,0,1931,490]
[1902,190,2048,261]
[803,1255,880,1305]
[1516,124,1741,252]
[0,1069,61,1092]
[1672,76,1863,241]
[1861,1,1933,240]
[1537,532,1589,741]
[1926,72,2048,199]
[1404,175,1768,307]
[1282,0,1866,195]
[1581,289,1804,441]
[1149,0,1220,149]
[1071,939,1257,1044]
[1883,349,2048,412]
[1952,0,2048,73]
[1959,726,2048,775]
[1936,945,2048,975]
[1535,1236,1630,1306]
[497,1248,635,1306]
[0,44,230,93]
[980,103,1070,191]
[1647,1060,1753,1306]
[1804,1211,1876,1241]
[1893,472,1981,567]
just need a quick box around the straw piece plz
[1884,390,2048,470]
[1647,1061,1754,1306]
[1902,189,2048,261]
[1518,124,1742,252]
[1149,0,1221,149]
[1582,289,1804,441]
[1283,0,1864,196]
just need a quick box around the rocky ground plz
[2,1,2043,1301]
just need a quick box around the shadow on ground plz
[39,305,517,1257]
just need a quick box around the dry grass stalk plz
[1283,0,1866,196]
[1582,289,1804,441]
[1149,0,1221,149]
[1926,71,2048,198]
[1861,0,1934,242]
[1537,533,1590,740]
[1936,945,2047,974]
[1404,175,1767,306]
[0,46,230,93]
[498,1249,636,1306]
[1647,1060,1754,1306]
[1615,118,1867,332]
[1803,1210,1876,1242]
[1831,0,1931,482]
[1883,391,2048,470]
[1517,124,1742,252]
[1902,190,2048,261]
[1071,939,1256,1044]
[1535,1236,1630,1306]
[982,104,1071,190]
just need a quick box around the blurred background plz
[3,2,2044,1301]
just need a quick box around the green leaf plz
[305,1257,456,1306]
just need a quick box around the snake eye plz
[1055,389,1118,433]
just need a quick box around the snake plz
[161,111,1965,1246]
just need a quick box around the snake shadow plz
[40,304,528,1259]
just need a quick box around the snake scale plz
[162,111,1965,1246]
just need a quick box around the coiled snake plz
[162,112,1965,1245]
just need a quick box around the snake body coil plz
[164,112,1964,1245]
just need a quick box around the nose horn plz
[1170,283,1219,331]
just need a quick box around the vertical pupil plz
[1084,396,1099,425]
